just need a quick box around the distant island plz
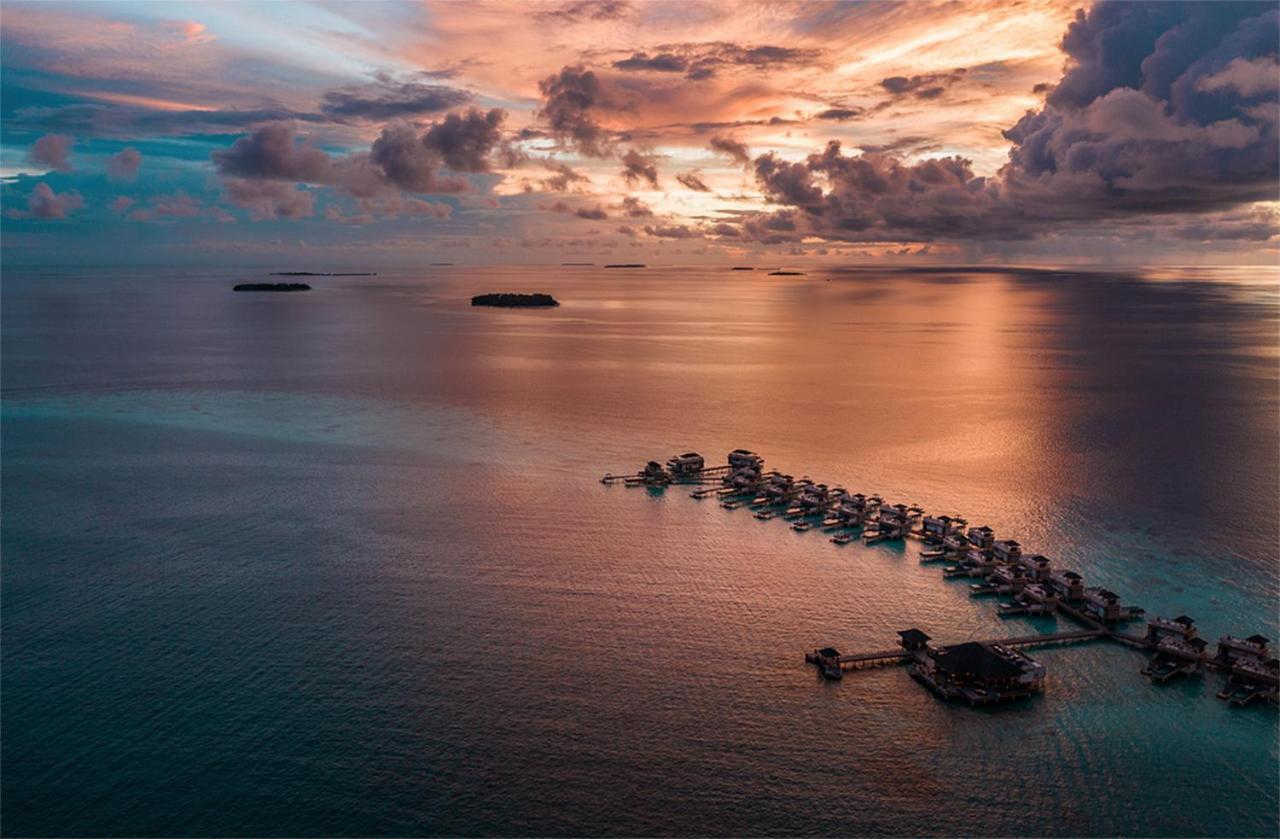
[731,266,755,271]
[268,271,374,276]
[234,283,311,292]
[471,293,559,308]
[768,270,804,276]
[605,263,646,268]
[430,262,454,266]
[562,262,594,266]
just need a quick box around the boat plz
[754,510,774,520]
[831,533,853,545]
[792,522,812,532]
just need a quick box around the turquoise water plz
[3,265,1277,836]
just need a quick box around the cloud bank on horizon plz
[1,0,1276,264]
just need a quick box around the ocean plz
[3,264,1277,836]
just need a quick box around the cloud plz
[740,0,1280,244]
[320,73,473,121]
[676,171,711,191]
[815,108,862,121]
[8,104,329,138]
[29,134,73,172]
[620,196,653,217]
[643,223,696,238]
[574,205,608,219]
[879,68,967,100]
[532,0,631,23]
[149,191,202,218]
[107,147,141,180]
[613,52,687,73]
[110,196,134,214]
[620,148,658,187]
[541,160,589,191]
[709,135,750,165]
[369,123,468,193]
[212,122,333,181]
[1196,56,1280,97]
[421,107,505,172]
[537,65,610,156]
[12,182,85,219]
[222,179,315,220]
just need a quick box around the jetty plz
[602,449,1276,710]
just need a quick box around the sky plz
[1,0,1277,267]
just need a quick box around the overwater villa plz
[1218,656,1280,706]
[825,492,875,528]
[921,514,966,543]
[786,483,831,518]
[972,564,1028,596]
[1081,588,1144,624]
[999,583,1060,616]
[1145,615,1198,644]
[1049,570,1086,601]
[1143,636,1209,682]
[751,472,795,506]
[1214,634,1271,668]
[992,539,1023,564]
[805,647,844,680]
[666,452,706,476]
[865,503,920,544]
[642,460,668,484]
[1018,553,1053,582]
[964,526,996,562]
[727,449,764,472]
[909,641,1046,706]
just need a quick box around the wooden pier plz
[828,627,1108,671]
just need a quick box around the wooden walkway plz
[833,627,1109,671]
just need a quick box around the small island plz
[731,266,755,271]
[471,293,559,308]
[604,263,646,268]
[233,283,312,292]
[768,270,805,276]
[268,271,374,276]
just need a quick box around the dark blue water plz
[3,265,1277,836]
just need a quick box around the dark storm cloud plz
[320,74,473,121]
[212,122,333,181]
[739,1,1280,244]
[709,135,751,165]
[369,123,467,193]
[619,148,659,188]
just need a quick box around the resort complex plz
[604,451,1278,708]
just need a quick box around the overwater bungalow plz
[1142,635,1208,683]
[973,564,1028,596]
[1018,553,1053,582]
[666,452,706,476]
[1217,657,1280,706]
[727,449,764,471]
[964,526,996,562]
[1145,615,1198,644]
[1049,570,1085,602]
[865,503,920,544]
[999,583,1059,616]
[909,641,1045,705]
[751,472,795,506]
[786,483,831,518]
[921,515,967,544]
[1082,588,1144,624]
[1214,634,1271,668]
[992,539,1023,565]
[805,646,844,680]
